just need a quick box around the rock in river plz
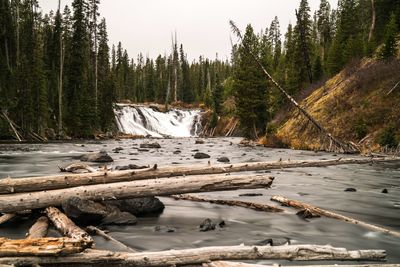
[217,157,230,163]
[140,142,161,149]
[62,197,108,225]
[194,152,211,159]
[199,218,216,232]
[80,150,113,163]
[104,197,165,216]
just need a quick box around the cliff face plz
[272,59,400,152]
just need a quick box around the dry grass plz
[273,58,400,152]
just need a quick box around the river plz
[0,137,399,264]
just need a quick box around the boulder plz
[154,225,177,233]
[296,209,321,220]
[80,150,113,163]
[115,164,148,171]
[104,197,165,216]
[194,152,211,159]
[140,142,161,149]
[217,157,230,163]
[382,188,389,193]
[195,139,205,144]
[62,197,108,225]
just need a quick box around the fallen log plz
[45,207,93,245]
[0,157,396,194]
[0,174,274,213]
[26,216,49,239]
[0,214,16,225]
[205,263,400,267]
[86,226,138,252]
[0,245,386,266]
[0,237,87,256]
[171,194,284,212]
[271,196,400,238]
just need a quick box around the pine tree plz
[180,44,193,103]
[381,13,398,59]
[233,24,268,139]
[66,0,91,137]
[317,0,332,64]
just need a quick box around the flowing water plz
[114,104,202,137]
[0,137,399,265]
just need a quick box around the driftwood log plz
[171,194,284,212]
[0,214,16,225]
[26,216,49,239]
[0,245,386,266]
[86,226,138,252]
[0,157,396,194]
[45,207,93,245]
[271,196,400,237]
[205,263,400,267]
[0,237,87,256]
[0,174,274,213]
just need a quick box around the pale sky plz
[38,0,337,62]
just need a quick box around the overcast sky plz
[38,0,337,61]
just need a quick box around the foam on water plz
[114,104,202,137]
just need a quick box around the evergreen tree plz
[233,24,268,139]
[381,13,398,58]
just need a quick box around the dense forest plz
[0,0,399,139]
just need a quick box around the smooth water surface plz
[0,137,399,264]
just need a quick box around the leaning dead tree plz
[229,21,357,154]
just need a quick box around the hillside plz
[266,58,400,153]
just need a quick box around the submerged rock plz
[140,142,161,149]
[104,197,165,216]
[344,188,357,192]
[195,139,205,144]
[80,150,113,163]
[115,164,148,171]
[154,225,177,233]
[217,157,230,163]
[199,218,216,232]
[255,237,291,246]
[194,152,211,159]
[382,189,389,193]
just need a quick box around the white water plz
[114,104,202,137]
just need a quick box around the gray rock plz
[101,210,137,225]
[199,218,216,232]
[104,197,165,216]
[62,197,108,225]
[115,164,148,171]
[217,157,230,163]
[296,209,321,220]
[140,142,161,149]
[195,139,205,144]
[255,237,291,246]
[80,150,113,163]
[194,152,211,159]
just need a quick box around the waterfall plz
[114,104,202,138]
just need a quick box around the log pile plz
[0,158,398,266]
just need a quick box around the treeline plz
[0,0,231,139]
[232,0,400,138]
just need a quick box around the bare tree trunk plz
[0,157,396,194]
[45,207,93,245]
[86,226,138,252]
[0,174,274,213]
[93,0,98,115]
[0,245,386,266]
[58,0,64,137]
[368,0,376,42]
[206,263,400,267]
[0,237,88,257]
[171,194,284,212]
[26,216,49,239]
[0,214,16,225]
[271,195,400,238]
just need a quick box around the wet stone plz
[154,225,177,233]
[217,157,230,163]
[199,218,216,232]
[140,142,161,149]
[194,152,211,159]
[344,188,357,192]
[80,150,114,163]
